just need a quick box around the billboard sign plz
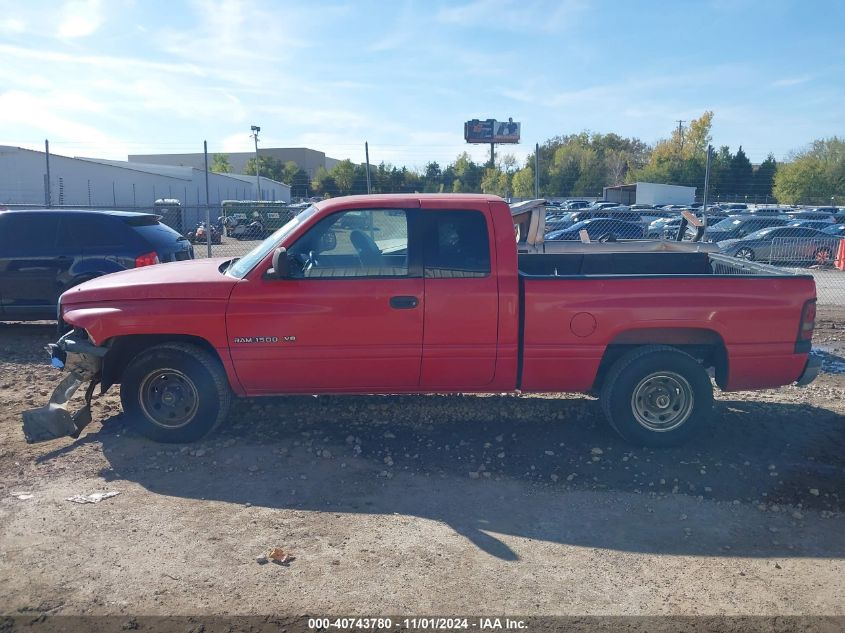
[464,118,521,144]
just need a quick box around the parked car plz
[821,223,845,237]
[586,202,618,212]
[748,207,790,216]
[786,210,835,223]
[546,218,645,241]
[717,226,839,264]
[659,215,726,240]
[26,194,819,450]
[563,200,591,210]
[703,215,789,242]
[0,209,193,321]
[787,220,836,231]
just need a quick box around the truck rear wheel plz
[599,345,713,447]
[120,342,231,443]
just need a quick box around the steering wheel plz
[350,230,382,266]
[294,250,319,275]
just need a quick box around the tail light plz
[135,251,160,267]
[795,299,816,353]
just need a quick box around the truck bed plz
[517,250,815,394]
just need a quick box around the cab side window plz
[423,211,491,278]
[288,209,409,278]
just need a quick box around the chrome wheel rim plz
[631,371,694,432]
[139,368,199,429]
[736,248,754,260]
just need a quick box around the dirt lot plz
[1,316,844,618]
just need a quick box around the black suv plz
[0,209,193,321]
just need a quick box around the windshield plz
[823,224,845,234]
[711,217,743,229]
[226,205,318,278]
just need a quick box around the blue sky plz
[1,0,843,170]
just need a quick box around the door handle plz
[389,295,419,309]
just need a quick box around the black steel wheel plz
[121,342,231,443]
[600,345,714,447]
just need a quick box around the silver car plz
[718,226,840,265]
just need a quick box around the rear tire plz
[600,345,713,447]
[735,247,755,261]
[120,342,231,443]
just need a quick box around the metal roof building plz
[0,145,291,208]
[129,147,340,178]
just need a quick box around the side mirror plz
[268,247,289,279]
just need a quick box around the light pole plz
[251,125,261,201]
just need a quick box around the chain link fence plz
[542,206,845,307]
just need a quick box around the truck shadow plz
[48,392,845,560]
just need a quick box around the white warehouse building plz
[602,182,696,206]
[0,145,291,209]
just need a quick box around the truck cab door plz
[418,201,499,388]
[226,206,424,394]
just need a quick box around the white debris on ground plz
[65,491,121,504]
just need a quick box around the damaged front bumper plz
[22,329,108,443]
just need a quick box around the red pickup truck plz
[23,194,820,447]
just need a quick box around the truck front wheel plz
[599,345,713,447]
[120,342,231,443]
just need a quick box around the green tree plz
[311,166,339,198]
[244,155,286,182]
[210,153,232,173]
[773,137,845,204]
[330,159,357,195]
[628,112,713,190]
[451,152,483,192]
[288,167,310,199]
[481,167,508,196]
[753,154,777,202]
[727,146,754,198]
[511,166,535,198]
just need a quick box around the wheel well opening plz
[592,329,728,392]
[101,334,221,391]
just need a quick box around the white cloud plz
[0,17,25,33]
[771,76,812,88]
[0,90,127,159]
[57,0,103,38]
[436,0,587,33]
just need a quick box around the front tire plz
[600,345,713,447]
[120,342,231,443]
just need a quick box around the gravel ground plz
[0,318,844,618]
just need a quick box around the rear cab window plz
[423,211,490,278]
